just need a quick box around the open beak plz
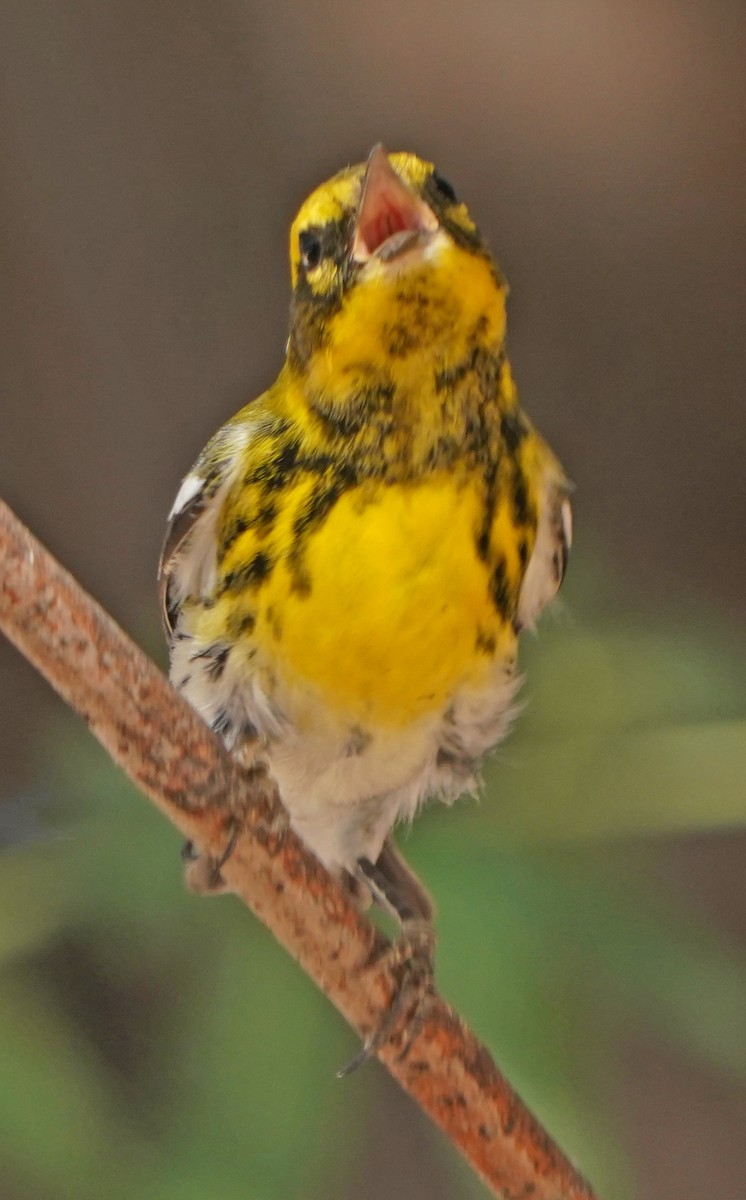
[351,145,439,265]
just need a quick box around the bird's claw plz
[338,920,436,1077]
[181,818,242,895]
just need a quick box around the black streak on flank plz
[476,463,498,562]
[500,410,528,455]
[293,477,347,541]
[434,356,471,394]
[289,565,312,598]
[219,515,249,560]
[475,628,496,656]
[244,440,301,490]
[254,497,278,535]
[490,559,512,619]
[220,551,273,595]
[434,344,481,395]
[226,610,257,639]
[512,471,530,527]
[287,468,357,596]
[434,345,502,398]
[269,441,302,485]
[265,605,283,641]
[291,463,357,549]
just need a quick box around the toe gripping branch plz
[339,841,437,1076]
[182,760,287,894]
[181,819,241,893]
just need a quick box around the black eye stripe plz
[299,229,322,270]
[432,170,458,204]
[297,220,351,273]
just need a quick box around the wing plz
[516,457,572,632]
[158,416,256,639]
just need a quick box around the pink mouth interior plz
[355,189,430,258]
[362,205,410,252]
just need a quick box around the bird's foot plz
[338,918,436,1077]
[181,761,284,893]
[181,817,242,894]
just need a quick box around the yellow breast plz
[199,472,516,729]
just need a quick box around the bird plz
[159,145,571,1007]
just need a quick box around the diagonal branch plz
[0,496,597,1200]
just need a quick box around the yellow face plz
[286,147,504,372]
[289,149,482,286]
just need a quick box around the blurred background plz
[1,2,745,1197]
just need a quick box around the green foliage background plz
[2,556,745,1199]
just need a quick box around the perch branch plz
[0,496,597,1200]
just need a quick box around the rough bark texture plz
[0,496,597,1200]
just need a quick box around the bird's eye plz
[299,230,322,270]
[432,171,458,204]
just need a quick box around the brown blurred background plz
[1,3,745,1198]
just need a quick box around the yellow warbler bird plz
[160,146,571,958]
